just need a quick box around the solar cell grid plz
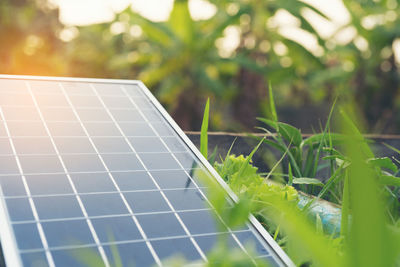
[0,76,293,267]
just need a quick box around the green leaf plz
[202,7,247,49]
[340,108,391,267]
[288,163,294,186]
[129,13,175,46]
[335,158,351,169]
[200,98,210,158]
[258,118,302,147]
[341,172,350,239]
[380,175,400,187]
[303,163,345,211]
[301,133,346,148]
[292,177,324,187]
[237,137,264,178]
[208,145,218,165]
[367,157,398,173]
[168,0,194,44]
[310,97,337,178]
[268,81,278,122]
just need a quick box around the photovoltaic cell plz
[0,75,293,267]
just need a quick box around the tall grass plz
[201,95,400,266]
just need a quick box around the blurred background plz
[1,0,399,133]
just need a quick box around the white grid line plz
[0,151,188,157]
[119,86,216,261]
[121,85,255,261]
[4,187,208,200]
[11,207,213,224]
[18,229,252,254]
[0,104,56,267]
[0,167,202,177]
[26,82,111,267]
[91,83,210,263]
[59,82,163,266]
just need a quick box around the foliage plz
[2,0,400,132]
[200,98,210,158]
[211,110,400,266]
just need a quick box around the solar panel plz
[0,75,294,267]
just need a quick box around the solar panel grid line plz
[11,207,213,225]
[0,107,55,267]
[121,85,256,256]
[133,81,293,266]
[26,81,111,267]
[0,152,190,157]
[4,186,209,201]
[0,167,201,178]
[17,228,253,254]
[89,83,209,263]
[57,82,163,266]
[117,84,256,263]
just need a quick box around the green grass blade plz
[265,141,291,180]
[200,98,210,159]
[269,81,278,122]
[237,137,264,178]
[288,163,294,186]
[208,145,218,165]
[340,171,350,239]
[383,142,400,155]
[311,97,337,177]
[340,108,392,267]
[303,164,344,211]
[257,126,303,177]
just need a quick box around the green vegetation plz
[2,0,400,132]
[196,90,400,266]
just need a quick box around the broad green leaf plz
[301,133,346,148]
[380,175,400,187]
[258,118,302,147]
[168,0,194,44]
[201,7,247,49]
[129,13,175,46]
[367,157,398,173]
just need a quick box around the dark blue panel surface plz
[0,78,289,267]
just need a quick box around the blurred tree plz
[325,0,400,133]
[65,1,246,130]
[0,0,65,75]
[210,0,332,129]
[1,0,400,133]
